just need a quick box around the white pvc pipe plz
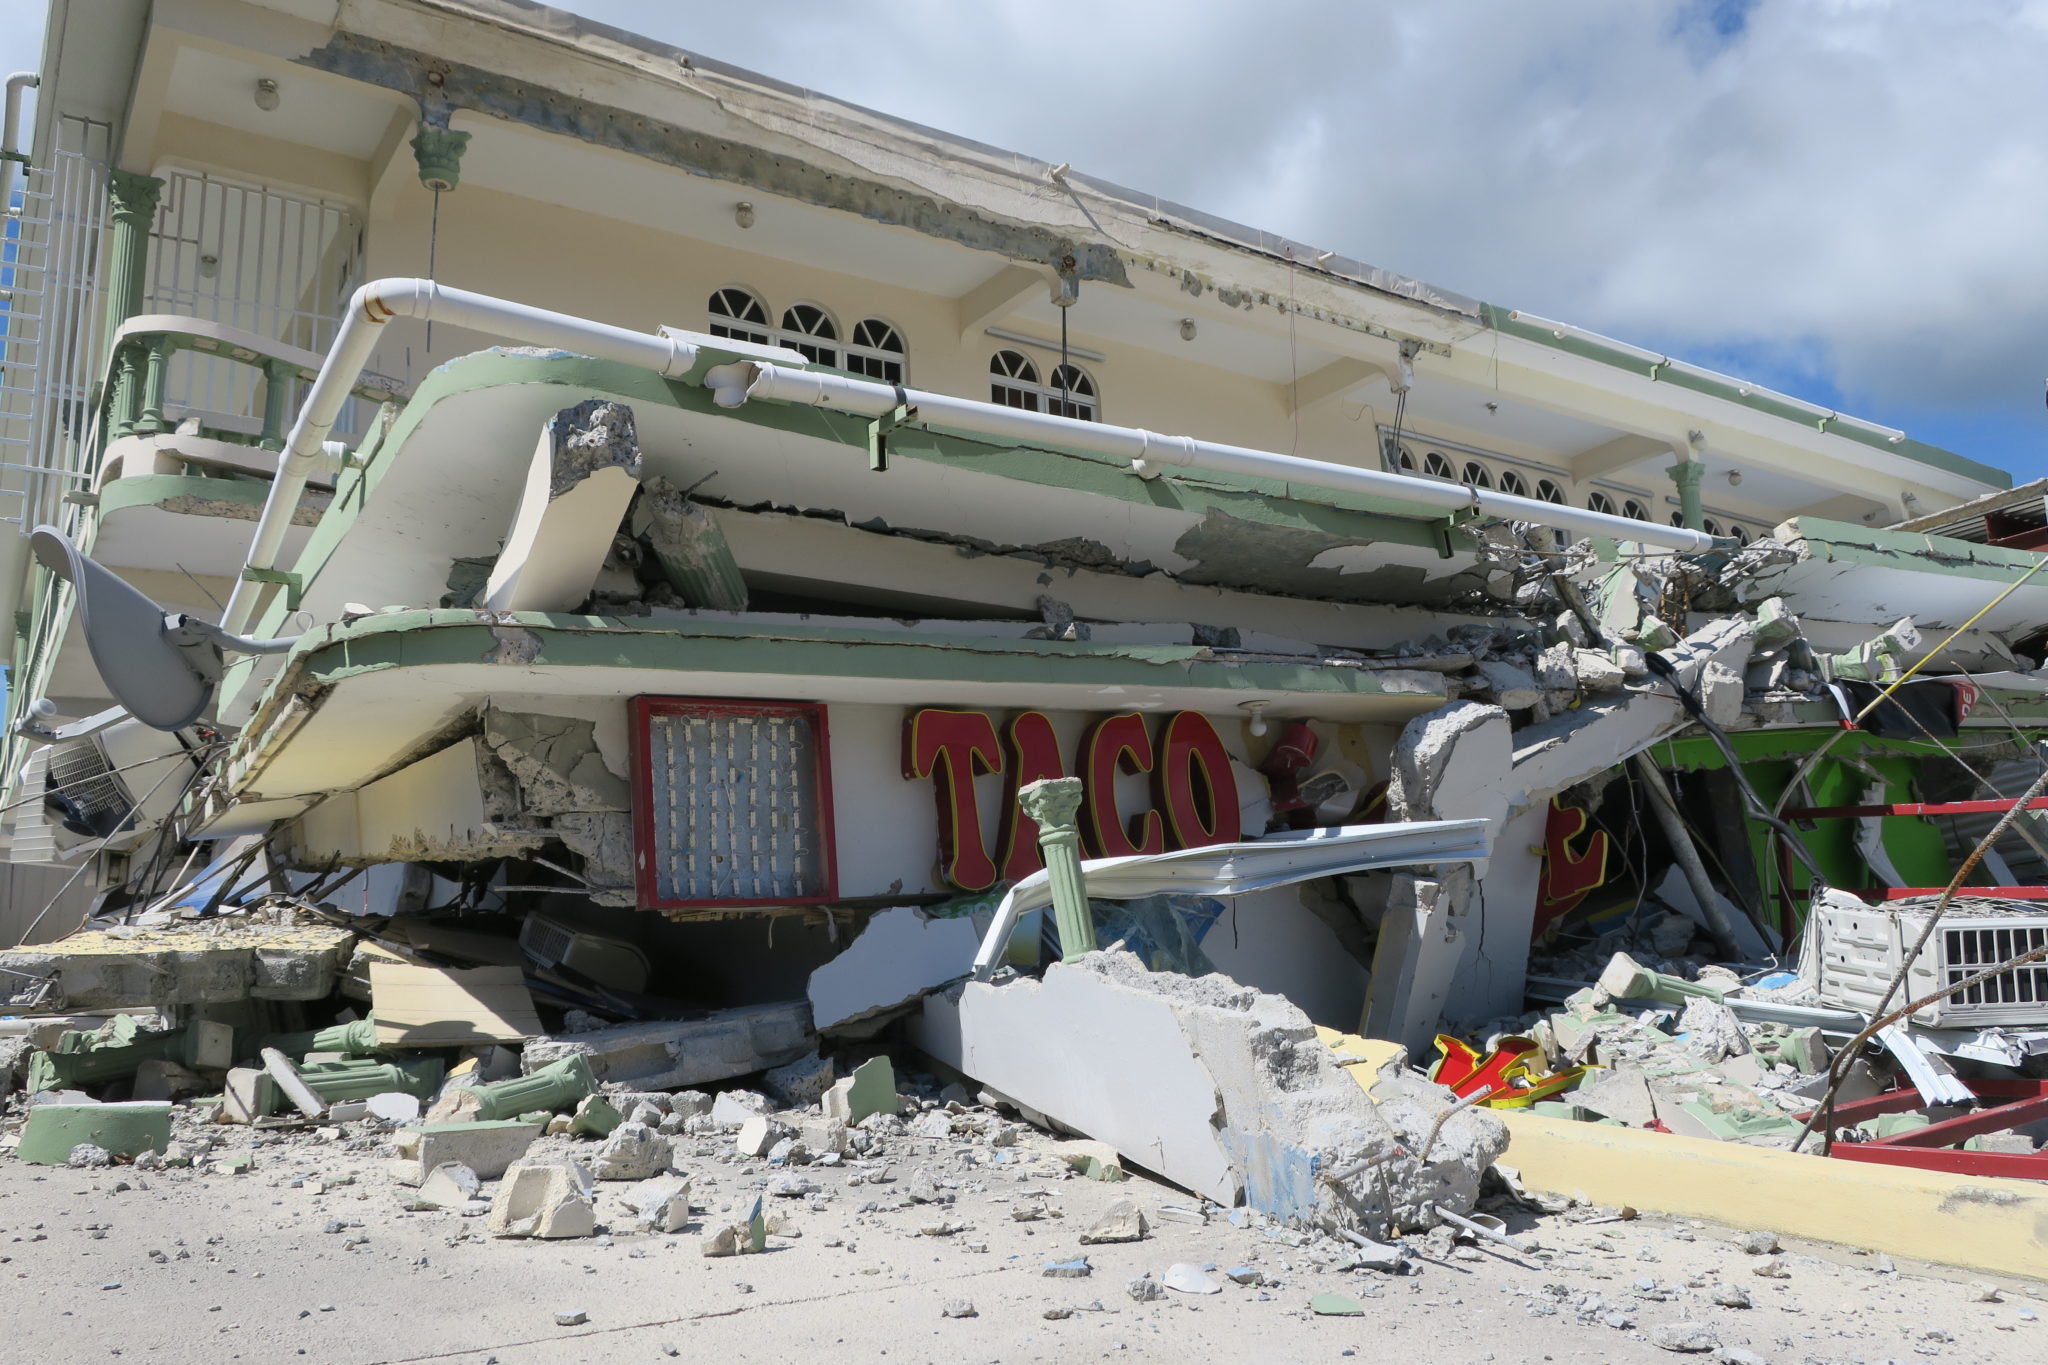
[223,277,1719,633]
[0,72,36,220]
[705,360,1722,555]
[220,278,702,632]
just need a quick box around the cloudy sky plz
[8,0,2047,475]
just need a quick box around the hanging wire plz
[424,185,441,351]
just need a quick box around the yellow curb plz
[1497,1108,2048,1282]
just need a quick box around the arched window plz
[847,319,907,383]
[1728,525,1748,544]
[1535,479,1565,504]
[1422,451,1455,479]
[1461,460,1493,489]
[1702,516,1724,537]
[1497,470,1528,497]
[708,287,771,346]
[1622,498,1650,521]
[778,303,839,366]
[1670,511,1686,527]
[990,350,1040,411]
[1045,363,1097,422]
[1388,444,1416,473]
[1587,491,1617,516]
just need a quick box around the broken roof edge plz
[1889,476,2048,537]
[1483,307,2008,491]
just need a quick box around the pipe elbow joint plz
[357,277,433,324]
[704,360,761,409]
[1131,430,1196,481]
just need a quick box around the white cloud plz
[579,0,2048,419]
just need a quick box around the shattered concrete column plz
[484,400,644,612]
[1020,777,1093,961]
[1629,753,1741,958]
[1361,702,1511,1053]
[640,478,748,610]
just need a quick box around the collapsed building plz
[3,0,2047,1256]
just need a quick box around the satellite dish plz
[28,526,300,731]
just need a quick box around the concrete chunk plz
[18,1102,171,1165]
[394,1120,543,1185]
[589,1122,670,1180]
[822,1056,898,1127]
[520,1002,813,1092]
[487,1159,597,1239]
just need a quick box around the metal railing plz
[0,115,111,532]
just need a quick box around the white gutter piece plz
[705,360,1724,555]
[968,817,1495,981]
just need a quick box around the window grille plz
[1045,363,1096,421]
[1728,525,1748,543]
[990,349,1039,410]
[1497,470,1528,497]
[1461,460,1492,489]
[778,302,838,366]
[1535,479,1566,504]
[632,697,838,909]
[1587,491,1617,516]
[708,287,772,346]
[1421,451,1454,479]
[846,318,906,383]
[1702,516,1724,537]
[1622,498,1649,521]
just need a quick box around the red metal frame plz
[1783,797,2048,820]
[1799,1080,2048,1180]
[629,695,840,912]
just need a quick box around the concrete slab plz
[18,1102,172,1164]
[521,1001,813,1091]
[0,926,355,1010]
[808,907,979,1033]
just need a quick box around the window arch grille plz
[846,318,907,383]
[1535,479,1565,504]
[1622,498,1650,521]
[778,303,840,366]
[1045,363,1097,421]
[1702,516,1725,537]
[1728,525,1748,543]
[708,287,772,346]
[1461,460,1493,489]
[1422,451,1455,479]
[1587,491,1618,516]
[1389,445,1416,473]
[990,350,1040,411]
[1670,511,1686,527]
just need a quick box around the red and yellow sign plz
[903,708,1244,891]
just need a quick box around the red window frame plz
[630,695,840,910]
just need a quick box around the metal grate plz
[635,699,835,907]
[1942,924,2048,1007]
[43,736,131,840]
[0,115,112,532]
[143,170,361,437]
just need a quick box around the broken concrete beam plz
[520,1001,813,1091]
[485,398,644,611]
[0,925,354,1010]
[392,1120,544,1184]
[18,1101,172,1165]
[807,907,980,1033]
[488,1158,597,1238]
[260,1048,328,1119]
[914,951,1506,1229]
[640,477,748,610]
[822,1055,898,1127]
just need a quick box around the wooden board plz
[369,961,541,1047]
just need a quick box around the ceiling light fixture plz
[253,78,280,112]
[734,201,754,229]
[1179,318,1197,341]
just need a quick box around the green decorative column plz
[1667,457,1705,533]
[1019,776,1094,961]
[100,170,163,443]
[466,1054,596,1121]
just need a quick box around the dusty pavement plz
[1,1103,2042,1365]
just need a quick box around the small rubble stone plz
[1736,1230,1779,1255]
[708,1090,769,1129]
[763,1052,836,1108]
[1716,1350,1766,1365]
[413,1162,481,1210]
[1078,1199,1150,1244]
[554,1309,587,1327]
[488,1160,596,1240]
[940,1298,977,1319]
[1708,1284,1751,1309]
[1126,1274,1166,1302]
[589,1123,670,1180]
[1043,1257,1092,1278]
[1648,1322,1719,1353]
[734,1115,792,1159]
[67,1144,112,1168]
[617,1175,692,1233]
[1310,1293,1366,1316]
[822,1056,898,1127]
[1750,1255,1790,1279]
[1968,1282,2002,1303]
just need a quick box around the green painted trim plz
[1481,304,2009,491]
[98,473,273,517]
[1779,516,2048,582]
[283,609,1446,701]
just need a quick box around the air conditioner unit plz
[9,722,201,863]
[1811,891,2048,1028]
[520,913,651,993]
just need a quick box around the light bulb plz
[253,78,280,112]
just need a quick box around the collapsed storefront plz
[4,0,2048,1273]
